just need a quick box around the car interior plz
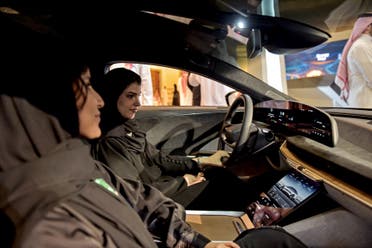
[1,0,372,247]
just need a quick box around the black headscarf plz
[0,11,98,243]
[0,11,210,248]
[97,67,142,134]
[0,11,84,137]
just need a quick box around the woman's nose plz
[95,90,105,108]
[135,96,141,106]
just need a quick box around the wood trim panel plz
[280,140,372,208]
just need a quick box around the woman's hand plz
[196,150,230,168]
[204,241,240,248]
[251,203,291,227]
[183,172,206,186]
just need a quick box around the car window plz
[106,62,236,107]
[167,18,326,108]
[104,0,372,109]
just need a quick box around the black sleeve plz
[92,137,141,181]
[114,176,211,248]
[93,137,190,197]
[145,141,200,176]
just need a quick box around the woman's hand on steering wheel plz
[195,150,230,168]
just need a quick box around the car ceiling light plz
[236,21,245,29]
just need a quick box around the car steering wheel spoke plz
[219,94,254,165]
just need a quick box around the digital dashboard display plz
[254,100,338,147]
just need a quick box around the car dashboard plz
[186,99,372,243]
[252,100,372,224]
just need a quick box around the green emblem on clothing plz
[94,178,119,196]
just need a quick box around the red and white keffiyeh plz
[335,13,372,102]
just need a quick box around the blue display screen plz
[268,170,320,208]
[285,39,347,80]
[246,170,321,227]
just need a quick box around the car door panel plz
[135,106,228,155]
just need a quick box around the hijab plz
[335,12,372,102]
[0,11,186,248]
[0,13,98,240]
[97,67,142,134]
[0,95,97,221]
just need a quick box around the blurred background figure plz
[335,12,372,108]
[177,70,193,106]
[325,0,372,32]
[161,85,169,105]
[172,83,180,106]
[188,73,234,106]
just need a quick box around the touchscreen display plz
[247,170,321,227]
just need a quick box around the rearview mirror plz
[234,14,331,58]
[186,19,228,54]
[246,29,262,58]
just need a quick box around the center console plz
[186,169,322,240]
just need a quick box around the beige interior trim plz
[185,210,254,241]
[280,140,372,208]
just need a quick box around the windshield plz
[102,0,372,110]
[155,0,372,109]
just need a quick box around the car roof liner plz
[3,0,330,56]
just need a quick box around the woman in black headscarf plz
[0,20,217,247]
[93,68,263,211]
[0,12,307,248]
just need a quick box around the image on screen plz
[267,170,320,208]
[285,39,347,80]
[246,170,321,227]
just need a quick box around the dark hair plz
[51,57,93,136]
[358,12,372,18]
[2,32,93,137]
[1,10,96,137]
[72,65,90,110]
[98,67,141,133]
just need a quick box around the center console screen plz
[247,170,321,227]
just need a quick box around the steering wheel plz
[219,94,254,164]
